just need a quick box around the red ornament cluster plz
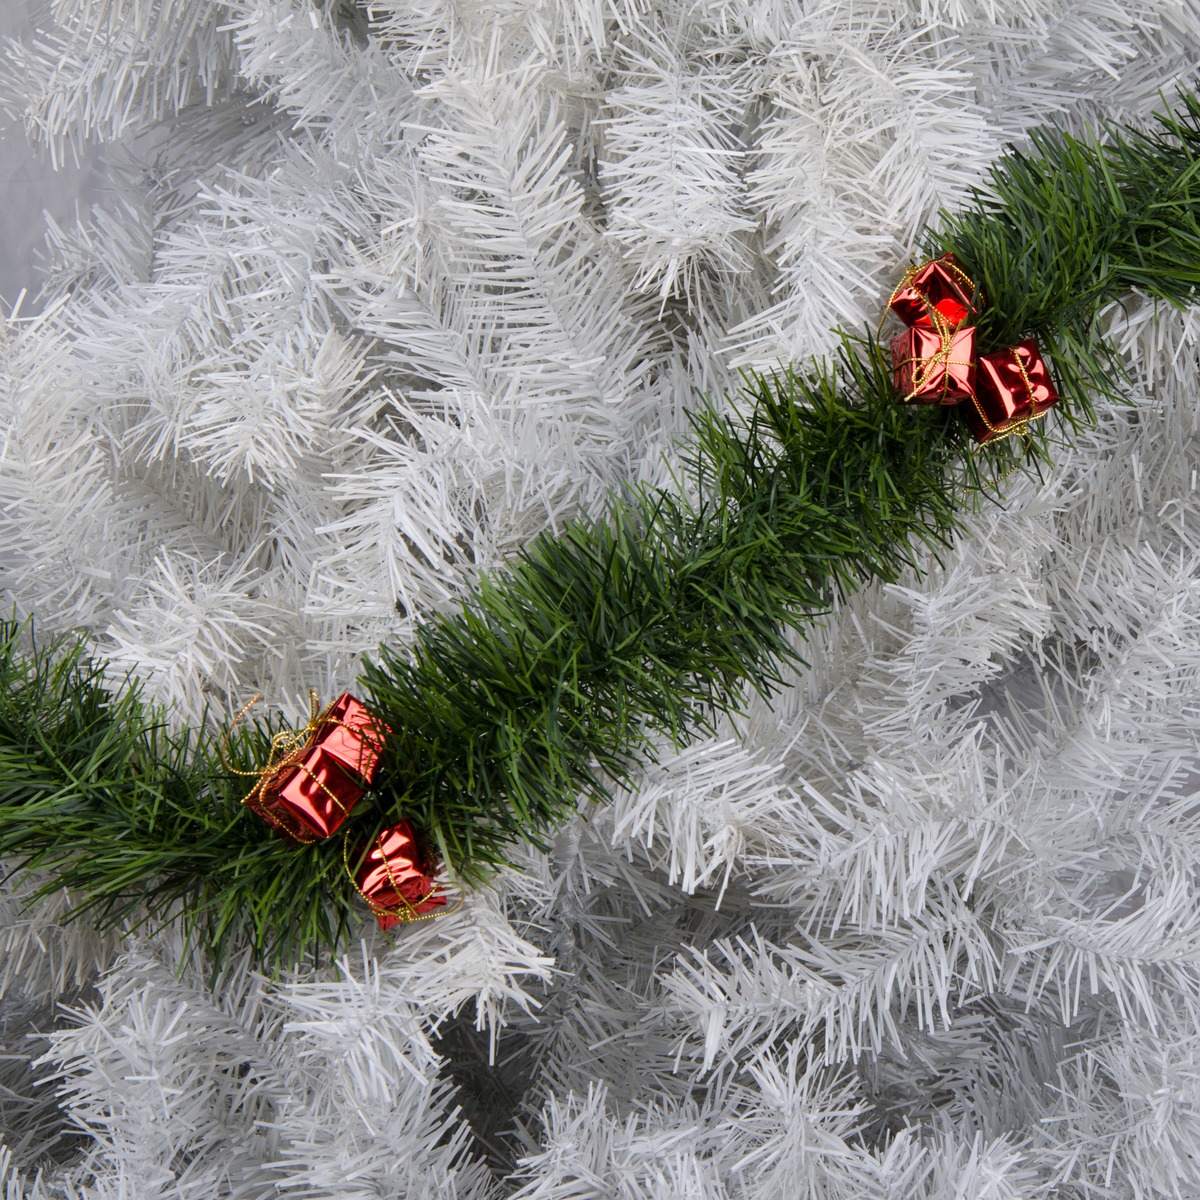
[236,692,445,929]
[886,253,1059,442]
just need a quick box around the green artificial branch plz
[361,340,975,879]
[1,90,1198,967]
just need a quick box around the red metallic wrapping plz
[353,821,446,929]
[239,692,390,843]
[314,694,386,784]
[965,337,1059,443]
[254,746,364,841]
[888,253,980,330]
[891,325,976,405]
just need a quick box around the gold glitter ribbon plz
[221,692,353,843]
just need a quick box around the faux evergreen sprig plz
[362,341,973,881]
[2,89,1198,967]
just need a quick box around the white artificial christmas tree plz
[2,1,1200,1196]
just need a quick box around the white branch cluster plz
[3,0,1200,1196]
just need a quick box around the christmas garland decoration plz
[1,89,1198,968]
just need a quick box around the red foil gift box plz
[888,253,980,329]
[965,337,1059,443]
[244,693,389,843]
[354,821,446,930]
[256,746,366,842]
[313,693,387,784]
[891,325,976,404]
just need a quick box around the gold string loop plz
[878,263,921,339]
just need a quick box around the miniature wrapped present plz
[352,820,446,929]
[887,252,981,329]
[240,693,388,843]
[965,337,1059,443]
[891,324,977,404]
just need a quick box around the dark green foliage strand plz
[362,342,976,878]
[2,89,1199,966]
[0,624,362,967]
[938,88,1200,425]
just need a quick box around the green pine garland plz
[2,90,1199,967]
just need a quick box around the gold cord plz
[878,263,921,338]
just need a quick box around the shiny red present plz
[241,692,389,843]
[250,745,365,842]
[891,325,976,404]
[887,253,980,330]
[313,693,387,784]
[965,337,1059,443]
[353,821,446,930]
